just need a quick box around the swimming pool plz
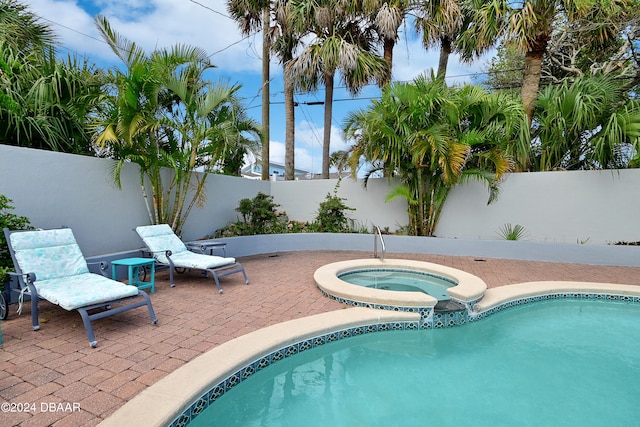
[338,268,455,300]
[188,299,640,426]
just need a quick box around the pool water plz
[189,300,640,426]
[338,269,454,300]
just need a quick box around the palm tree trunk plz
[261,9,271,180]
[382,37,394,85]
[322,72,334,179]
[284,62,295,180]
[521,47,545,125]
[436,36,451,80]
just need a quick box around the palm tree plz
[351,0,409,74]
[0,0,103,153]
[0,0,55,53]
[344,74,527,236]
[459,0,633,124]
[413,0,466,79]
[288,0,390,178]
[92,16,260,234]
[227,0,272,180]
[532,75,640,170]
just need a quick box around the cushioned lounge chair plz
[3,227,158,347]
[135,224,248,293]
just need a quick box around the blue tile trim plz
[469,292,640,321]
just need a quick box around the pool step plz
[434,299,466,313]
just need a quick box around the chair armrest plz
[139,248,172,258]
[8,271,36,288]
[87,261,110,278]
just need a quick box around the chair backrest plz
[6,228,89,281]
[135,224,188,258]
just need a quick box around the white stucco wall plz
[436,170,640,244]
[2,145,640,256]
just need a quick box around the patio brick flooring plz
[1,250,640,426]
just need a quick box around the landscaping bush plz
[0,195,33,287]
[216,184,358,237]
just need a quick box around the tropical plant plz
[355,0,409,72]
[0,0,104,154]
[497,223,529,240]
[0,194,32,286]
[414,0,468,79]
[288,0,390,179]
[459,0,634,124]
[344,74,528,236]
[329,149,352,178]
[312,179,355,232]
[532,74,640,170]
[91,17,260,235]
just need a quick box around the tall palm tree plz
[413,0,466,79]
[350,0,409,75]
[271,0,304,180]
[344,74,527,235]
[227,0,272,180]
[288,0,390,178]
[459,0,632,124]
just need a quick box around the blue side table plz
[111,258,155,293]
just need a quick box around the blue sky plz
[26,0,488,174]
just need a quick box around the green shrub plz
[217,192,288,236]
[312,182,355,233]
[0,195,33,286]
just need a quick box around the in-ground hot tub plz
[314,259,488,316]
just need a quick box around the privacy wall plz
[1,145,639,257]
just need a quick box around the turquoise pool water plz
[189,300,640,426]
[338,268,454,300]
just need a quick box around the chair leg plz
[138,290,158,324]
[31,295,40,331]
[169,265,176,287]
[77,307,98,348]
[241,265,249,285]
[212,273,223,294]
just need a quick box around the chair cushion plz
[169,251,236,270]
[10,229,89,281]
[136,224,188,263]
[35,273,140,311]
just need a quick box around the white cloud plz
[28,0,263,72]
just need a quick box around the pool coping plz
[98,280,640,427]
[97,307,419,427]
[314,258,488,307]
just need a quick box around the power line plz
[188,0,234,20]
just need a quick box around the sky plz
[25,0,490,175]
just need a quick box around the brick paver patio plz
[1,250,640,426]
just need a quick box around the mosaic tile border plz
[470,292,640,321]
[169,320,420,427]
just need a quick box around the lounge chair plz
[135,224,248,293]
[3,227,158,347]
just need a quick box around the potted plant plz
[0,195,32,319]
